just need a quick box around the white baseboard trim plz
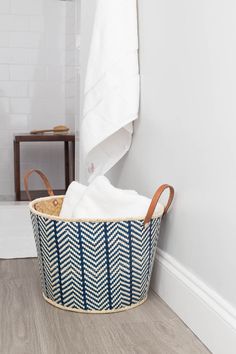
[0,203,36,258]
[151,248,236,354]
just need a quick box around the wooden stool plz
[13,133,75,201]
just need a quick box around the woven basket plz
[25,169,174,313]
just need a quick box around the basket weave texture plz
[30,196,161,313]
[34,197,63,216]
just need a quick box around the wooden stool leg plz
[14,140,21,201]
[72,140,75,180]
[64,141,70,189]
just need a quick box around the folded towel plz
[81,0,140,181]
[60,176,163,220]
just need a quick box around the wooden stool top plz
[14,133,75,142]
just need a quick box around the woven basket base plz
[43,293,147,314]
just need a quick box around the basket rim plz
[29,195,164,223]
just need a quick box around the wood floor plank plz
[0,259,210,354]
[0,278,42,354]
[0,258,38,281]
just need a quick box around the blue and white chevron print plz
[31,212,161,312]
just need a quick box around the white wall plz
[109,0,236,310]
[78,0,97,182]
[0,0,77,198]
[65,0,78,131]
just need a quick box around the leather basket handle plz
[24,169,54,201]
[144,184,174,225]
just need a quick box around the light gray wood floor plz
[0,259,210,354]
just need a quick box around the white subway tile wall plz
[0,64,9,80]
[0,0,77,199]
[0,97,10,113]
[0,1,11,14]
[10,98,31,114]
[65,1,77,137]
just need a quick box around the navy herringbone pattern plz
[31,212,162,312]
[129,220,146,302]
[80,222,110,310]
[105,222,122,309]
[117,221,133,307]
[31,213,47,295]
[54,221,84,309]
[38,217,62,304]
[148,218,161,283]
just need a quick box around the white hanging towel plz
[81,0,140,181]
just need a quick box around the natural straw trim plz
[43,293,147,314]
[29,195,164,223]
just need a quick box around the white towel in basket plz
[59,181,86,219]
[60,176,163,220]
[81,0,140,182]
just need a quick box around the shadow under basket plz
[26,169,174,313]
